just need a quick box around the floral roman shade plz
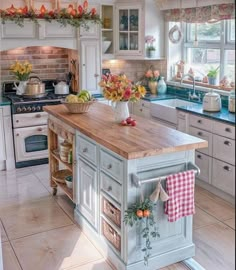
[164,4,235,23]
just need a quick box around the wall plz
[0,46,70,83]
[102,59,167,83]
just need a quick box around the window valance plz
[164,4,235,23]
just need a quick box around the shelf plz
[102,28,113,32]
[52,178,73,201]
[51,149,73,172]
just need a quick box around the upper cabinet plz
[115,2,144,59]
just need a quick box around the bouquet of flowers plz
[99,74,146,102]
[10,60,32,81]
[145,69,160,82]
[145,35,156,51]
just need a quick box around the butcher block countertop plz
[44,103,207,159]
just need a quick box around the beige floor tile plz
[195,191,235,221]
[193,206,218,230]
[223,218,235,230]
[55,194,75,221]
[0,174,50,212]
[193,222,235,270]
[69,259,114,270]
[2,242,21,270]
[0,220,8,242]
[11,224,103,270]
[1,198,73,240]
[160,262,189,270]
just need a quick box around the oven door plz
[14,125,48,162]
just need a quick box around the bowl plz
[62,100,96,114]
[102,41,112,54]
[65,175,73,189]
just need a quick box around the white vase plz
[14,81,28,95]
[112,101,130,123]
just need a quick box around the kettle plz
[53,81,69,95]
[203,90,222,112]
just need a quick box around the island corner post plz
[44,103,208,270]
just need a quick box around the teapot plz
[53,81,69,95]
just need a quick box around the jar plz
[228,90,235,113]
[158,77,167,94]
[60,141,71,162]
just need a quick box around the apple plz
[121,120,127,126]
[126,116,133,124]
[131,120,137,127]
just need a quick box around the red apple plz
[121,120,127,126]
[126,117,133,124]
[131,120,137,126]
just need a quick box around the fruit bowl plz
[62,100,96,114]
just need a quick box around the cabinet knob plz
[198,132,203,136]
[107,186,112,192]
[225,128,232,133]
[16,133,19,136]
[16,120,19,123]
[224,141,232,146]
[197,154,202,159]
[35,114,42,118]
[223,166,231,172]
[83,148,88,153]
[107,164,112,170]
[38,128,43,132]
[197,120,202,124]
[140,109,143,112]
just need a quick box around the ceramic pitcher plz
[112,101,130,123]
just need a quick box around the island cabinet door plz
[77,159,98,230]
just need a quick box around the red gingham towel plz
[164,170,195,222]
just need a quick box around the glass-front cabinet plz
[115,2,144,58]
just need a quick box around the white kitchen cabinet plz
[80,23,100,39]
[0,21,37,39]
[132,100,150,119]
[80,39,101,94]
[195,151,212,184]
[177,111,189,133]
[0,109,6,162]
[115,1,144,58]
[78,158,98,229]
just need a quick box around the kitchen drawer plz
[135,100,150,109]
[101,172,122,204]
[213,121,235,140]
[102,197,121,227]
[133,106,150,119]
[189,126,212,156]
[102,218,121,252]
[49,120,73,143]
[212,159,235,196]
[213,135,235,165]
[13,112,48,128]
[195,151,212,184]
[100,150,123,184]
[189,115,213,132]
[77,135,97,165]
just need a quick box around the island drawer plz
[77,135,97,165]
[195,151,212,184]
[212,159,235,196]
[100,172,122,204]
[189,115,213,132]
[102,218,121,252]
[100,150,123,184]
[189,127,212,156]
[213,122,235,140]
[102,197,121,227]
[213,135,235,165]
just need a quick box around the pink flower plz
[145,69,153,78]
[123,87,132,100]
[153,70,160,78]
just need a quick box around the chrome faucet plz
[180,74,201,101]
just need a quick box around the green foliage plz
[147,46,156,51]
[124,199,160,266]
[207,66,220,78]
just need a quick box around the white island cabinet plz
[44,103,207,270]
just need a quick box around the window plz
[183,20,235,87]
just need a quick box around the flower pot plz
[147,50,156,58]
[148,81,158,95]
[208,77,217,85]
[112,101,130,123]
[157,77,167,94]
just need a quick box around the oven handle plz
[35,114,42,118]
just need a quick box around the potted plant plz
[145,36,156,58]
[207,66,220,85]
[124,199,160,266]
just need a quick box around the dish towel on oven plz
[164,170,195,222]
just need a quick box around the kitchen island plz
[44,103,207,270]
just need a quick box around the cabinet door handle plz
[16,120,19,123]
[38,128,43,132]
[107,164,112,169]
[224,141,232,146]
[107,186,112,192]
[140,109,143,112]
[198,132,203,136]
[197,120,202,124]
[197,154,202,159]
[35,114,42,118]
[225,128,232,133]
[82,148,88,153]
[223,166,231,172]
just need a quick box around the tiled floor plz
[0,164,235,270]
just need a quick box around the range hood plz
[0,20,79,51]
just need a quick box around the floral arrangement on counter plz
[124,198,160,266]
[0,1,101,28]
[10,60,32,81]
[145,69,160,82]
[99,74,146,102]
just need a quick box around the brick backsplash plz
[0,46,69,82]
[102,59,167,83]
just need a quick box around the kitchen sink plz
[150,98,197,125]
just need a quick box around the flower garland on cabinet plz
[0,1,101,28]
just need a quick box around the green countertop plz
[0,97,11,106]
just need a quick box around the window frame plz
[183,20,235,82]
